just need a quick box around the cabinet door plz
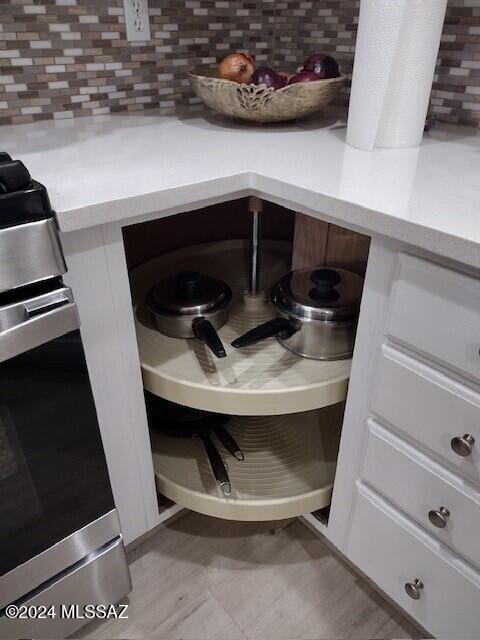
[372,345,480,485]
[363,420,480,569]
[348,483,480,640]
[386,254,480,382]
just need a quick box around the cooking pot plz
[146,270,232,358]
[231,267,363,360]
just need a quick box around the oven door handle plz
[0,300,80,363]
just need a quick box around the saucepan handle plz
[231,317,299,349]
[192,316,227,358]
[213,424,244,461]
[199,433,231,496]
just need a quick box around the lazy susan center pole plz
[248,196,263,297]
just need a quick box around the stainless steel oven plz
[0,154,131,639]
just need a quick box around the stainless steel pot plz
[232,267,363,360]
[146,270,232,358]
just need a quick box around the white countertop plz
[2,110,479,268]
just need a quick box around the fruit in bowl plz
[301,53,340,79]
[189,50,345,123]
[218,52,255,83]
[251,67,287,90]
[288,70,324,85]
[217,51,340,89]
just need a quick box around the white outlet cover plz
[123,0,151,42]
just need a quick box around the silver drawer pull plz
[451,434,475,457]
[405,578,424,600]
[428,506,450,528]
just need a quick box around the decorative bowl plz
[188,69,346,124]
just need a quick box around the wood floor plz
[73,511,422,640]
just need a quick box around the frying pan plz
[145,392,243,496]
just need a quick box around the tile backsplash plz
[0,0,479,127]
[0,0,275,125]
[275,0,480,128]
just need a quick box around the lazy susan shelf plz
[150,403,343,521]
[131,240,351,415]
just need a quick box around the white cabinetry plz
[363,420,480,570]
[386,254,480,383]
[63,220,480,638]
[329,241,480,638]
[349,483,480,640]
[372,346,480,485]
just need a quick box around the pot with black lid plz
[146,270,232,358]
[232,267,363,360]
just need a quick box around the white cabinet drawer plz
[363,420,480,569]
[386,254,480,382]
[348,483,480,639]
[372,345,480,485]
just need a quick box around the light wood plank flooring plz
[73,512,422,640]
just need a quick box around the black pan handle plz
[213,425,244,461]
[192,316,227,358]
[199,433,231,496]
[231,317,299,349]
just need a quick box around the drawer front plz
[386,254,480,382]
[363,420,480,569]
[348,483,480,639]
[372,345,480,485]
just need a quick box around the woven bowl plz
[188,69,346,124]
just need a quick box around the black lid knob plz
[311,268,341,288]
[309,268,341,302]
[176,270,202,298]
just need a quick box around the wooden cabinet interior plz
[292,213,371,276]
[123,201,369,279]
[123,198,295,270]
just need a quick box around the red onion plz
[288,70,323,85]
[251,67,287,90]
[302,53,340,79]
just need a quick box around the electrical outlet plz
[123,0,151,42]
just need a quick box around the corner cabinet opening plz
[122,198,370,527]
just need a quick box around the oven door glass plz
[0,329,114,577]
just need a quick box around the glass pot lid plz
[272,267,364,322]
[147,270,232,316]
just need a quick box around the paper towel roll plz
[346,0,447,150]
